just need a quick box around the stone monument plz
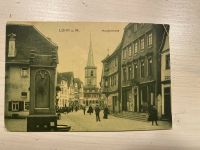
[27,48,58,132]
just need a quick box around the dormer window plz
[8,33,16,57]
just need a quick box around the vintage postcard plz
[5,22,171,131]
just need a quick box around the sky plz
[28,22,127,86]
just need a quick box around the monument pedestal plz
[27,115,57,132]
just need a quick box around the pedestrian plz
[87,105,93,115]
[103,106,109,119]
[71,106,74,112]
[75,106,78,112]
[149,105,158,126]
[95,104,101,122]
[83,105,86,115]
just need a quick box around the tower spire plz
[87,33,95,66]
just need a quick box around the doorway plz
[164,87,171,120]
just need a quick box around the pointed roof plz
[86,33,95,67]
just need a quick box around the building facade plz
[161,26,171,120]
[120,23,167,113]
[57,79,70,108]
[56,72,84,108]
[83,35,100,106]
[101,44,122,112]
[5,24,58,117]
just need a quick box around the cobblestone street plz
[5,110,171,132]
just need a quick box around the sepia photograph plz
[4,22,171,132]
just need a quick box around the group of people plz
[82,105,110,122]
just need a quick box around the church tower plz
[83,34,99,106]
[85,34,97,87]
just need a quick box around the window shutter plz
[8,101,12,111]
[19,101,24,111]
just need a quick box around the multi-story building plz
[56,79,69,108]
[5,24,58,117]
[161,26,171,121]
[74,78,84,105]
[101,44,122,112]
[120,23,167,113]
[83,35,100,106]
[57,72,79,108]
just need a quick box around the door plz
[164,87,171,120]
[134,88,137,112]
[112,96,115,113]
[122,90,127,111]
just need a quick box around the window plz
[113,75,116,86]
[147,57,153,76]
[88,79,91,85]
[114,57,117,66]
[141,61,145,77]
[147,33,153,47]
[105,79,108,87]
[134,42,138,53]
[12,102,19,111]
[166,54,170,69]
[8,101,24,112]
[122,49,126,59]
[25,102,30,110]
[128,45,132,57]
[140,38,144,50]
[128,66,132,80]
[134,64,138,79]
[21,92,27,97]
[111,76,113,86]
[21,68,28,77]
[8,33,16,57]
[91,70,94,76]
[133,24,138,32]
[123,68,127,82]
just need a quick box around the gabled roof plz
[6,24,58,64]
[102,42,122,63]
[57,72,74,87]
[74,78,83,89]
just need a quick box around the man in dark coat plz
[95,105,101,122]
[83,105,86,115]
[87,105,93,115]
[149,105,158,126]
[103,106,109,119]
